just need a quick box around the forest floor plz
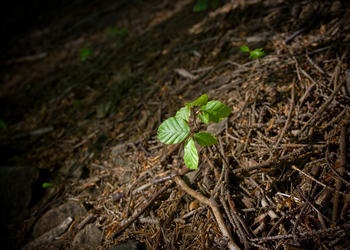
[0,0,350,249]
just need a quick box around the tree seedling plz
[0,119,7,130]
[42,182,54,188]
[80,46,93,61]
[107,26,128,43]
[193,0,220,12]
[157,94,231,170]
[240,45,265,59]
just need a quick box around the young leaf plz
[200,100,231,123]
[194,132,218,146]
[186,93,208,107]
[80,47,92,61]
[198,111,210,124]
[157,117,190,144]
[240,45,250,53]
[175,106,191,122]
[193,0,208,12]
[184,137,199,169]
[42,182,54,188]
[249,48,265,59]
[0,119,7,129]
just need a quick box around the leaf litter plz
[1,0,350,249]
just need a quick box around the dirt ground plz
[0,0,350,249]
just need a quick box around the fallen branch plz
[333,122,348,225]
[274,82,295,148]
[231,146,311,174]
[251,223,350,242]
[174,175,241,250]
[110,181,173,239]
[292,165,347,196]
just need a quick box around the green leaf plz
[198,111,210,124]
[240,45,250,53]
[193,0,208,12]
[200,100,231,123]
[184,137,199,169]
[0,119,7,129]
[249,48,265,59]
[107,26,119,36]
[175,106,191,122]
[107,27,128,41]
[80,47,92,61]
[157,117,190,144]
[42,182,54,188]
[186,93,208,107]
[193,132,218,146]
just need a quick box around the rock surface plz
[32,200,87,238]
[72,223,103,249]
[0,166,38,248]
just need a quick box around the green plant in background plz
[107,26,128,42]
[79,46,93,61]
[157,94,231,169]
[73,99,82,107]
[42,182,54,188]
[240,45,265,59]
[0,119,7,130]
[193,0,220,12]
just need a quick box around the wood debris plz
[1,0,349,249]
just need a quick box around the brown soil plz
[1,0,350,249]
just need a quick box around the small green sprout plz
[157,94,231,170]
[107,26,128,42]
[80,47,93,61]
[193,0,220,12]
[42,182,54,188]
[73,99,82,107]
[0,119,7,130]
[240,45,265,59]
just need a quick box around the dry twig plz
[110,182,173,239]
[174,175,241,250]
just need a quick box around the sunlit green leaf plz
[240,45,250,53]
[186,93,208,107]
[175,106,191,122]
[249,48,265,59]
[198,111,210,124]
[42,182,54,188]
[184,137,199,169]
[193,132,218,146]
[157,117,190,144]
[200,100,231,123]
